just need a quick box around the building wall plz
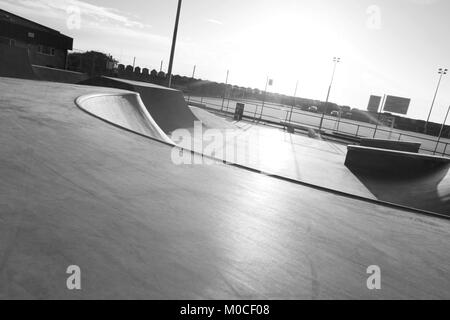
[28,44,66,69]
[0,36,66,69]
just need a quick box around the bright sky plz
[1,0,450,121]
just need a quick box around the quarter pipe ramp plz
[79,77,199,134]
[76,92,173,144]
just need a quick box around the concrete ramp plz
[32,65,89,84]
[0,43,37,80]
[345,145,450,214]
[76,92,173,144]
[360,138,421,153]
[79,77,199,134]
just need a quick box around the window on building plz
[38,45,55,56]
[0,36,11,46]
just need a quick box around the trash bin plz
[234,103,245,121]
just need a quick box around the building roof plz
[0,9,73,50]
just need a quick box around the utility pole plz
[167,0,183,88]
[160,60,163,72]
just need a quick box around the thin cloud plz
[0,0,151,29]
[206,18,223,25]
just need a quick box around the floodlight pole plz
[221,70,229,111]
[433,105,450,155]
[187,65,196,102]
[425,68,447,134]
[373,94,386,139]
[336,106,342,132]
[288,80,299,123]
[319,57,340,132]
[167,0,183,88]
[258,76,269,120]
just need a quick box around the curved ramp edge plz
[75,92,174,145]
[79,76,199,134]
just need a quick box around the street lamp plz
[167,0,183,88]
[425,67,448,134]
[318,57,341,131]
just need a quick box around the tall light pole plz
[373,94,386,139]
[187,65,196,102]
[425,67,447,134]
[167,0,183,88]
[318,57,341,131]
[433,105,450,155]
[258,76,271,119]
[288,80,299,123]
[221,69,229,111]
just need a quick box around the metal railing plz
[186,95,450,157]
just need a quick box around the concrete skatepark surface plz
[75,79,450,214]
[184,106,450,215]
[1,77,450,299]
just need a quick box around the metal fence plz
[187,95,450,157]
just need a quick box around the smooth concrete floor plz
[1,77,450,299]
[188,106,374,199]
[188,107,450,214]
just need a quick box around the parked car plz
[308,106,318,113]
[330,111,340,117]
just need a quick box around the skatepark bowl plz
[1,76,450,299]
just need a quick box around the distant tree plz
[68,51,118,76]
